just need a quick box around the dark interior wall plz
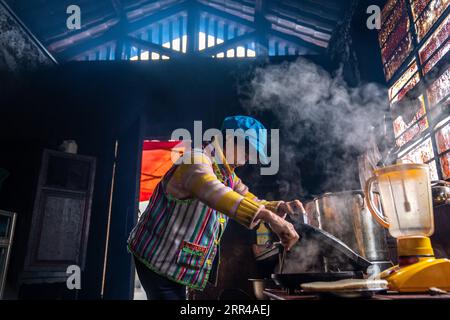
[0,57,302,298]
[1,64,120,298]
[351,0,394,150]
[351,0,388,84]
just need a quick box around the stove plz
[263,288,450,300]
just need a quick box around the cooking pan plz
[270,222,370,291]
[293,222,372,271]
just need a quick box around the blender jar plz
[365,163,434,238]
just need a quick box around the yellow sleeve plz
[233,175,282,213]
[244,192,282,212]
[173,153,263,229]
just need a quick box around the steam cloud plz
[240,58,390,273]
[282,239,323,273]
[241,58,389,197]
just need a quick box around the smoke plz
[241,58,388,196]
[282,239,323,273]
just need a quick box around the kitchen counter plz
[263,289,450,300]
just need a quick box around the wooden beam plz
[56,1,187,59]
[111,0,126,19]
[269,29,324,53]
[126,1,188,33]
[110,0,127,61]
[115,37,124,60]
[198,0,255,18]
[196,2,254,29]
[254,0,269,56]
[266,14,332,43]
[57,32,120,60]
[278,0,341,23]
[303,0,343,12]
[268,6,335,33]
[0,0,58,64]
[186,1,199,54]
[199,31,256,56]
[126,36,185,58]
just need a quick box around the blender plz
[365,163,450,292]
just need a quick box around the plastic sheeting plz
[139,140,184,202]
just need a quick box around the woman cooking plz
[127,115,303,300]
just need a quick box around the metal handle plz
[265,240,282,248]
[431,180,450,187]
[353,190,366,210]
[364,176,390,228]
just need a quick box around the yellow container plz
[256,223,271,245]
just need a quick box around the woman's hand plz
[277,200,306,218]
[256,208,300,251]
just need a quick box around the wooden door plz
[22,149,96,283]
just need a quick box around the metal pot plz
[304,190,390,269]
[431,180,450,206]
[248,279,275,300]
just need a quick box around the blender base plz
[379,258,450,292]
[366,261,394,276]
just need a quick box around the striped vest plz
[127,161,233,290]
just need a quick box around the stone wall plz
[0,0,55,74]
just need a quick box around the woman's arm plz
[233,176,306,218]
[167,151,263,229]
[166,151,300,249]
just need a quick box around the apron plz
[127,156,234,290]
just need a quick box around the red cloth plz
[140,140,184,201]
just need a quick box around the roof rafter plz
[269,28,325,52]
[52,1,187,57]
[111,0,126,18]
[268,6,335,33]
[44,0,343,60]
[266,14,331,43]
[276,0,342,23]
[126,1,188,32]
[254,0,270,55]
[196,2,254,28]
[198,31,256,56]
[126,35,185,58]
